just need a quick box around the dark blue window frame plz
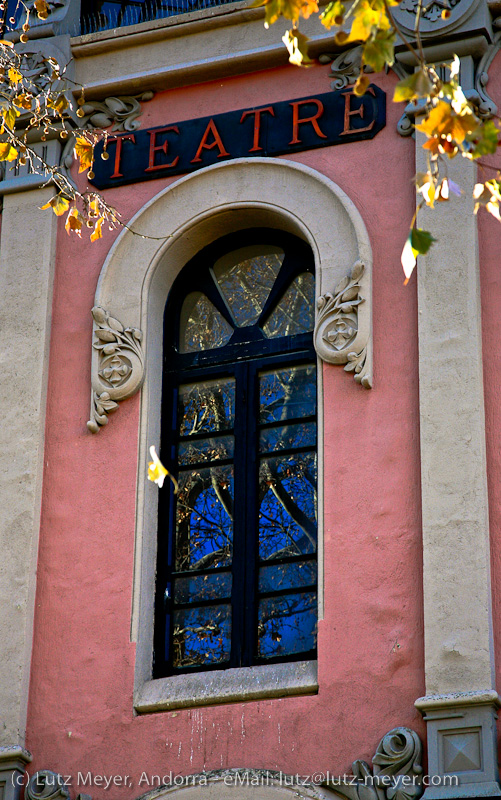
[154,228,318,678]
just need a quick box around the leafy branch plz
[0,5,170,243]
[254,0,501,283]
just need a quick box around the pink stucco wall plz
[26,61,424,796]
[479,52,501,763]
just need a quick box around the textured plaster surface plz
[416,133,494,695]
[0,188,57,746]
[479,50,501,764]
[25,65,424,793]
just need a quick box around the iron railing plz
[79,0,241,35]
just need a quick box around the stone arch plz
[134,772,337,800]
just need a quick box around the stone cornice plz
[70,2,338,97]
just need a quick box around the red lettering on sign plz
[289,99,327,145]
[191,119,230,163]
[340,88,376,136]
[145,126,180,172]
[240,106,275,152]
[108,134,136,179]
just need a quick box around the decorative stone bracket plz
[87,306,145,433]
[314,259,372,388]
[26,771,70,800]
[326,727,423,800]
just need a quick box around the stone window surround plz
[90,157,372,712]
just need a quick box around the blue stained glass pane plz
[173,571,232,603]
[258,453,317,561]
[259,365,316,424]
[175,465,234,571]
[178,378,235,436]
[179,292,233,353]
[173,604,231,668]
[259,422,316,454]
[257,591,317,659]
[213,246,284,327]
[178,435,234,465]
[262,273,315,339]
[258,560,316,593]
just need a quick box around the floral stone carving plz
[78,92,154,132]
[87,306,145,433]
[314,259,372,388]
[26,772,70,800]
[318,46,365,90]
[327,727,423,800]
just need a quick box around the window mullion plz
[242,360,259,667]
[230,361,250,667]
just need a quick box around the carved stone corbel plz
[60,91,154,183]
[26,772,70,800]
[327,727,423,800]
[87,306,145,433]
[314,259,372,388]
[318,46,366,90]
[466,28,501,119]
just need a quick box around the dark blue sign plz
[90,86,386,190]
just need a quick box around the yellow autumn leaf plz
[34,0,49,14]
[320,0,344,27]
[148,445,179,492]
[473,180,501,221]
[0,142,18,161]
[282,27,313,66]
[299,0,318,20]
[1,104,21,130]
[416,100,477,145]
[40,193,70,216]
[65,207,83,236]
[8,67,22,85]
[90,216,104,242]
[393,68,433,103]
[13,93,33,110]
[252,0,315,27]
[336,0,390,44]
[74,136,94,173]
[353,74,370,96]
[50,94,69,115]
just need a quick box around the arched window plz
[154,228,318,677]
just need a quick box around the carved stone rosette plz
[87,306,145,433]
[327,727,423,800]
[314,259,372,388]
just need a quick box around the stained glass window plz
[154,229,317,676]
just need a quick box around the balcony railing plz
[79,0,240,34]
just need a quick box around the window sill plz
[134,660,318,712]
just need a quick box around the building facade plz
[1,3,501,800]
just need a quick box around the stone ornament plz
[77,92,155,132]
[314,260,372,388]
[327,727,423,800]
[468,28,501,120]
[318,47,365,90]
[26,772,70,800]
[87,306,145,433]
[60,91,154,183]
[392,0,481,37]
